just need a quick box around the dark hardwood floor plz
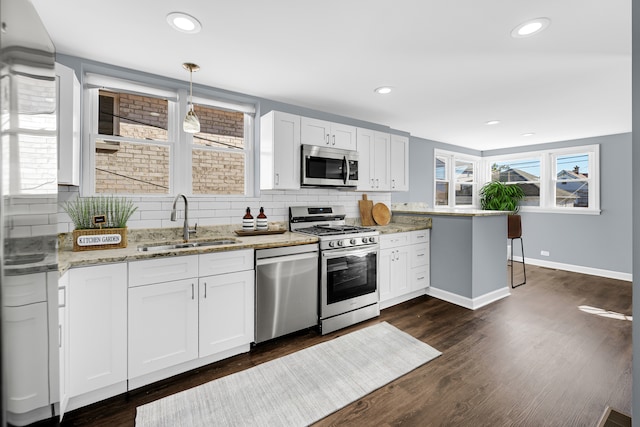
[59,264,632,426]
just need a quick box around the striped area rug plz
[136,321,441,427]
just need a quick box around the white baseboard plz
[511,256,632,282]
[426,286,510,310]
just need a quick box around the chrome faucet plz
[171,193,197,241]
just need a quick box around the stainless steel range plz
[290,206,380,334]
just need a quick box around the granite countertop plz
[392,208,509,217]
[57,218,433,275]
[58,223,317,275]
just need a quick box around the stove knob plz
[337,240,344,247]
[328,241,335,248]
[369,236,376,243]
[350,238,357,245]
[362,237,369,244]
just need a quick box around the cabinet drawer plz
[199,249,254,277]
[4,273,47,306]
[410,229,429,244]
[411,244,429,268]
[411,267,430,291]
[129,255,198,287]
[380,232,411,249]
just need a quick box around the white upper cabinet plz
[357,128,390,191]
[390,134,409,191]
[55,62,80,186]
[260,111,301,190]
[301,117,356,151]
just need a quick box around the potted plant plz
[62,196,137,251]
[479,181,525,213]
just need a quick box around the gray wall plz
[394,133,633,276]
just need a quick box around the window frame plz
[433,149,481,208]
[81,74,255,198]
[482,144,600,214]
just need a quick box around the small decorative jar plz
[242,207,254,231]
[256,207,268,231]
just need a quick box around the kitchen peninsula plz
[392,205,510,310]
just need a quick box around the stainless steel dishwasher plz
[255,243,319,343]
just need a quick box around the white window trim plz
[482,144,600,215]
[434,149,481,208]
[81,75,255,198]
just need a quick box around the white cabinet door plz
[357,129,390,191]
[372,131,390,190]
[199,270,254,358]
[301,117,331,146]
[128,279,198,378]
[390,134,409,191]
[379,246,409,302]
[58,272,70,418]
[68,263,127,397]
[378,248,394,302]
[55,62,80,186]
[331,122,357,150]
[301,117,356,150]
[4,303,49,414]
[356,128,374,191]
[260,111,300,190]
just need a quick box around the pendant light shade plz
[183,62,200,134]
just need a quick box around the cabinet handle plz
[375,178,379,188]
[191,283,195,300]
[325,133,330,145]
[59,325,62,348]
[417,253,425,257]
[275,173,279,185]
[392,179,396,189]
[58,285,66,308]
[204,282,207,299]
[417,276,425,281]
[332,135,336,145]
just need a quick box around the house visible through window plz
[483,145,599,213]
[434,150,479,208]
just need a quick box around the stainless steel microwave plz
[301,144,358,188]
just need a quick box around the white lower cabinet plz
[127,250,254,387]
[67,263,127,399]
[4,302,50,415]
[199,270,254,357]
[128,279,199,378]
[379,230,430,309]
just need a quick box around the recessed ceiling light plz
[511,18,551,38]
[485,120,501,125]
[521,132,535,137]
[166,12,202,34]
[374,87,392,94]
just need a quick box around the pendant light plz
[183,62,200,133]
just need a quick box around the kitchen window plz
[81,74,254,196]
[434,150,480,208]
[483,144,600,214]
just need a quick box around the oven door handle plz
[322,245,379,259]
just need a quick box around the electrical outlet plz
[540,250,550,256]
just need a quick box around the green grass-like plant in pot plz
[62,196,138,251]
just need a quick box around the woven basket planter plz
[72,228,128,252]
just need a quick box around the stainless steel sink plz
[137,239,239,252]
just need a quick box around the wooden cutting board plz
[358,194,375,226]
[372,203,391,225]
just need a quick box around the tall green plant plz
[62,196,138,230]
[479,181,525,213]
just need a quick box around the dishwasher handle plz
[256,251,318,266]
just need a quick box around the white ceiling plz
[30,0,631,151]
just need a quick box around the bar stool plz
[508,215,526,288]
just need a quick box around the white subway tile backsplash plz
[56,187,392,232]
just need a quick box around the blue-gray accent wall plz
[393,133,632,277]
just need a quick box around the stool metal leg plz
[510,237,526,288]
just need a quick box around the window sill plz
[519,207,601,215]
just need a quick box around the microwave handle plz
[343,156,349,185]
